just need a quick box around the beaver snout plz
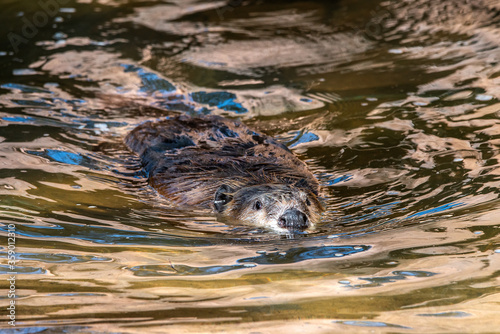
[278,208,309,232]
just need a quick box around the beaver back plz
[124,115,319,208]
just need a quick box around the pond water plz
[1,0,500,332]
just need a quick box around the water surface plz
[1,0,500,332]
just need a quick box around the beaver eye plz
[306,198,311,206]
[254,200,262,210]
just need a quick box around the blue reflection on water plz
[1,116,35,123]
[346,270,437,289]
[191,91,247,113]
[121,64,176,93]
[417,311,471,318]
[26,149,118,171]
[27,149,84,167]
[334,320,410,329]
[238,245,370,265]
[0,83,51,94]
[2,327,50,334]
[0,265,46,275]
[46,150,83,166]
[129,245,371,276]
[0,223,213,247]
[392,270,435,277]
[289,131,319,148]
[335,202,400,235]
[333,199,465,237]
[0,252,111,263]
[409,202,465,218]
[12,99,53,107]
[46,293,106,297]
[118,64,248,113]
[325,174,353,185]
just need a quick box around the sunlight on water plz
[0,0,500,332]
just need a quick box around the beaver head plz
[214,183,322,233]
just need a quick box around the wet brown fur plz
[125,115,322,231]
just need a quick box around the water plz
[1,0,500,332]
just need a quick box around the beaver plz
[125,115,323,232]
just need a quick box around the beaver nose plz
[278,209,309,231]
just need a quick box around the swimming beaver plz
[125,115,322,232]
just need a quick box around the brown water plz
[1,0,500,332]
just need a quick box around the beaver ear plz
[214,185,234,213]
